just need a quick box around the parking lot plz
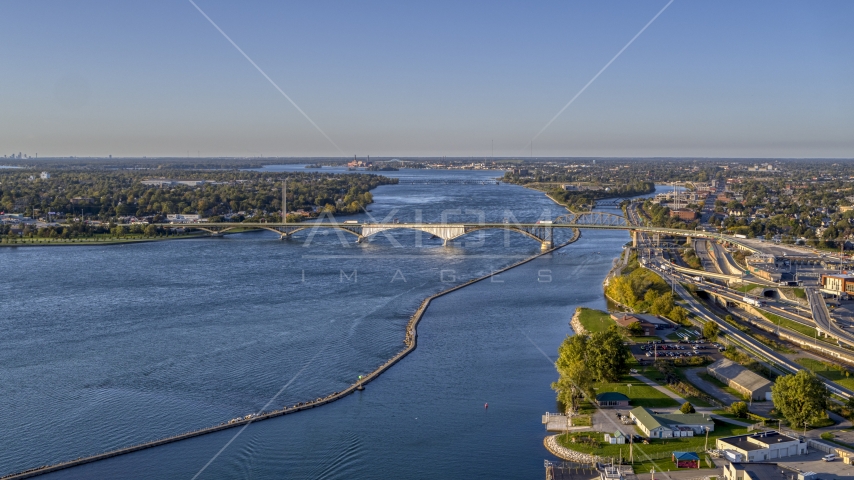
[775,450,854,480]
[629,338,725,365]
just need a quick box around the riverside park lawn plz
[556,421,748,474]
[593,375,679,409]
[576,308,613,333]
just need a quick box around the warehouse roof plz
[707,358,772,394]
[630,407,715,431]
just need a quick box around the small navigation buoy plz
[484,403,488,410]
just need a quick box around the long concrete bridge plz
[157,211,759,251]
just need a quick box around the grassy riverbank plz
[576,308,613,333]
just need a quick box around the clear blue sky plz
[1,0,852,158]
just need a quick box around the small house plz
[610,313,656,336]
[595,392,630,408]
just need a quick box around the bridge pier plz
[541,240,553,251]
[631,230,638,248]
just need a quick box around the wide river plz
[0,168,668,479]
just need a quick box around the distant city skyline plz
[1,0,852,158]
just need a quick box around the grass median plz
[796,358,854,391]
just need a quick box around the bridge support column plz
[631,230,638,248]
[541,240,553,251]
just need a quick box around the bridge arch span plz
[555,212,629,227]
[458,225,552,245]
[274,225,362,240]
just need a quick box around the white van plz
[822,454,836,462]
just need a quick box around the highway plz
[693,239,722,274]
[626,195,854,395]
[709,241,747,276]
[663,270,854,399]
[806,288,854,348]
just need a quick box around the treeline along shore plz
[0,169,396,241]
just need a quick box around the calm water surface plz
[1,170,665,479]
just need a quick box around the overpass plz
[666,263,743,283]
[668,275,854,399]
[157,211,762,251]
[807,288,854,348]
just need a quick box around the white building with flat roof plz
[716,430,806,462]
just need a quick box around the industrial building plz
[706,358,773,401]
[716,430,807,462]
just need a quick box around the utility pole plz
[704,426,710,452]
[629,432,633,464]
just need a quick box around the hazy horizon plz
[2,0,852,158]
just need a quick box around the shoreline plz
[569,308,587,335]
[2,229,581,480]
[0,234,211,247]
[543,435,603,465]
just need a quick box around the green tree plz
[644,289,657,305]
[680,401,695,414]
[627,321,644,337]
[650,293,675,316]
[608,276,636,307]
[587,326,631,383]
[703,321,720,340]
[144,224,157,237]
[771,370,829,428]
[669,306,688,324]
[730,401,749,418]
[552,335,594,413]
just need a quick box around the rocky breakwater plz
[543,435,602,465]
[569,307,587,335]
